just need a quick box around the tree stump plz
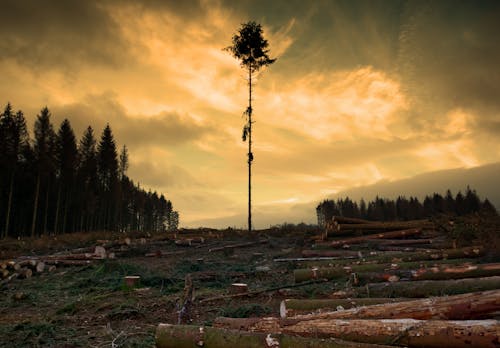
[124,276,141,289]
[229,283,248,294]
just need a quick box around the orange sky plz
[1,0,499,227]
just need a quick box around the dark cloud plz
[397,0,500,126]
[51,93,213,148]
[0,1,132,71]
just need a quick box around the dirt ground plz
[0,231,332,347]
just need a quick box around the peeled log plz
[289,289,500,320]
[329,228,423,247]
[214,317,500,348]
[156,324,394,348]
[280,298,407,318]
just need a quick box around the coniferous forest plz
[0,103,178,239]
[316,188,498,226]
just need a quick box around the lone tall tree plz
[226,21,276,232]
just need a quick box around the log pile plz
[155,216,499,348]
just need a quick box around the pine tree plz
[226,21,276,232]
[31,107,57,237]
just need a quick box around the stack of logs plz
[1,245,113,287]
[156,216,500,348]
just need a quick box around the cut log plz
[230,283,248,294]
[411,263,500,281]
[7,261,21,272]
[94,246,107,259]
[329,228,423,247]
[35,261,45,273]
[352,276,500,298]
[209,240,268,252]
[332,216,373,224]
[156,324,395,348]
[1,269,10,279]
[0,272,18,287]
[43,259,93,266]
[213,318,500,348]
[289,289,500,320]
[309,246,484,266]
[18,267,32,279]
[365,238,434,246]
[280,298,407,318]
[301,250,361,258]
[293,258,480,283]
[337,220,435,233]
[175,239,193,247]
[275,256,358,263]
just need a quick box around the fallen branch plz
[208,240,268,253]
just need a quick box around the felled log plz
[175,239,194,247]
[6,261,21,272]
[412,263,500,281]
[290,289,500,320]
[275,256,358,263]
[43,259,93,266]
[0,272,19,287]
[18,267,32,279]
[332,216,372,224]
[301,250,361,258]
[209,240,268,253]
[352,276,500,298]
[145,250,188,257]
[280,298,407,318]
[156,324,394,348]
[329,228,423,247]
[1,269,9,279]
[213,317,500,348]
[293,258,475,283]
[337,220,435,233]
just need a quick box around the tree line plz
[316,188,497,226]
[0,103,178,239]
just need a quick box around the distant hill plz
[188,162,500,228]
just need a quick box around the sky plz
[1,0,499,228]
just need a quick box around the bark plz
[43,259,93,266]
[213,318,500,348]
[289,289,500,320]
[352,276,500,298]
[156,324,394,348]
[178,274,194,324]
[54,185,61,235]
[280,298,407,318]
[329,228,423,247]
[411,263,500,281]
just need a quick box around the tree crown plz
[225,21,276,71]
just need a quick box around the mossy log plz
[213,318,500,348]
[289,289,500,320]
[280,298,407,318]
[352,276,500,298]
[156,324,394,348]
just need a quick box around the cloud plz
[0,0,131,72]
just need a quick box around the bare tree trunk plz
[31,174,40,238]
[248,66,252,233]
[43,177,50,236]
[4,172,14,239]
[54,185,61,235]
